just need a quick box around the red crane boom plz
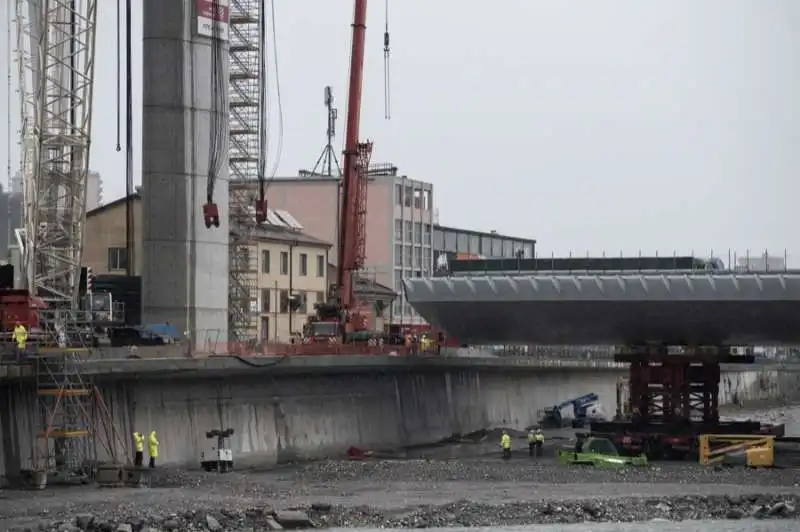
[336,0,370,330]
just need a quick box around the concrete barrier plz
[1,356,798,482]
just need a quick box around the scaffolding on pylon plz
[27,311,126,489]
[228,0,262,342]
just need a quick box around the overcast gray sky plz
[1,0,798,259]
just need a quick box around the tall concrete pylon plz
[142,0,230,350]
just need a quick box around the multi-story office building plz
[249,165,435,324]
[432,224,536,274]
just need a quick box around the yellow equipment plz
[698,434,774,468]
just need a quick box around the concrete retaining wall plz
[1,365,799,482]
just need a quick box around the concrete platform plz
[404,273,800,345]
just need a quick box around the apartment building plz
[83,195,143,275]
[252,226,331,341]
[244,167,435,324]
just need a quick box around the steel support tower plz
[17,0,97,308]
[227,0,261,343]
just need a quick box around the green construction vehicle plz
[557,434,648,468]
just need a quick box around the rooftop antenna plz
[309,86,342,177]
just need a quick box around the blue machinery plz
[541,393,600,428]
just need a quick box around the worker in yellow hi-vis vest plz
[500,430,512,460]
[148,430,159,468]
[132,432,144,466]
[13,322,27,355]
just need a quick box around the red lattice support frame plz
[628,356,721,425]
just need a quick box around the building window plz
[423,190,432,210]
[444,231,457,252]
[433,228,444,249]
[395,184,403,205]
[491,238,502,256]
[469,235,480,254]
[394,218,402,240]
[457,232,468,251]
[413,189,422,209]
[523,243,534,258]
[280,251,289,274]
[261,250,270,273]
[107,247,128,271]
[481,235,491,255]
[279,289,290,313]
[423,248,432,273]
[296,291,308,314]
[261,288,270,313]
[395,244,403,266]
[414,247,422,268]
[503,239,513,257]
[413,222,421,243]
[423,223,432,245]
[316,290,325,304]
[404,245,412,267]
[299,253,308,276]
[404,186,412,207]
[316,254,325,277]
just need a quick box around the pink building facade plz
[256,172,435,324]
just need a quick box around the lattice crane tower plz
[16,0,97,307]
[227,0,262,342]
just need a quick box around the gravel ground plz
[1,459,798,531]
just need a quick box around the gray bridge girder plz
[404,273,800,346]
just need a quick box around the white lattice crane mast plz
[17,0,97,307]
[228,0,262,342]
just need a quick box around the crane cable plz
[266,0,284,180]
[115,0,121,151]
[257,0,285,193]
[207,1,227,205]
[256,0,267,202]
[383,0,391,120]
[6,0,12,195]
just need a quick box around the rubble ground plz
[1,458,799,531]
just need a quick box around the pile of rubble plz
[8,495,799,531]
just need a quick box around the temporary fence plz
[172,329,412,356]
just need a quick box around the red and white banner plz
[196,0,230,41]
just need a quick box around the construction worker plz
[527,429,536,456]
[533,428,544,457]
[420,334,431,353]
[12,322,27,356]
[132,431,144,466]
[147,430,159,468]
[500,430,512,460]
